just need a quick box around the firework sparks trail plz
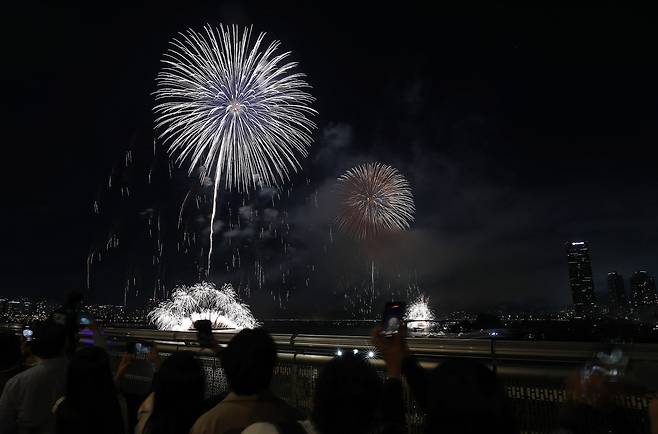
[404,294,435,330]
[178,190,192,229]
[154,24,316,274]
[148,282,259,331]
[371,260,375,307]
[336,163,415,240]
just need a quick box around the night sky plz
[2,3,657,317]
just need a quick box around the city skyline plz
[566,240,657,317]
[4,238,657,318]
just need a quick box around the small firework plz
[405,294,435,330]
[148,282,259,331]
[336,163,415,240]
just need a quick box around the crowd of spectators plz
[1,296,657,434]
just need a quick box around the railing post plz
[491,336,497,373]
[290,334,298,409]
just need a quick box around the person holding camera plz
[372,320,518,434]
[0,320,68,434]
[191,328,302,434]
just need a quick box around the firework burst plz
[154,24,316,271]
[404,294,435,330]
[336,163,415,240]
[148,282,259,331]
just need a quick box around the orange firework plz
[336,163,415,240]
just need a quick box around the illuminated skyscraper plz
[565,241,596,317]
[630,271,657,311]
[607,272,626,316]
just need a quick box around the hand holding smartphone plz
[194,319,215,349]
[381,301,406,336]
[127,341,152,355]
[78,313,92,326]
[373,301,409,378]
[22,327,34,342]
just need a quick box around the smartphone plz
[194,319,214,348]
[22,328,34,342]
[134,342,151,355]
[582,348,628,383]
[381,301,406,336]
[127,341,152,355]
[78,313,92,326]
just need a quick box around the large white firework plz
[148,282,259,331]
[336,163,415,240]
[404,294,435,330]
[154,24,316,271]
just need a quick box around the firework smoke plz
[336,163,415,240]
[154,24,316,272]
[148,282,259,331]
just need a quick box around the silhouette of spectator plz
[372,322,518,434]
[239,421,305,434]
[299,353,383,434]
[191,328,302,434]
[240,423,280,434]
[558,368,634,434]
[424,359,517,434]
[135,351,205,434]
[0,331,25,395]
[53,346,127,434]
[0,320,68,434]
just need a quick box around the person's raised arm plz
[114,352,134,384]
[372,323,409,378]
[372,324,408,434]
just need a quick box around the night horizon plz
[2,3,658,318]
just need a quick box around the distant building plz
[607,272,626,316]
[565,241,596,317]
[630,271,657,311]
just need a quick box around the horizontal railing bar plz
[101,328,658,363]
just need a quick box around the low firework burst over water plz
[154,24,316,272]
[405,294,435,330]
[148,282,259,331]
[336,163,415,240]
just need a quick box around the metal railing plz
[103,328,657,434]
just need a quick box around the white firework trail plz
[336,163,415,240]
[154,24,316,274]
[404,294,435,330]
[148,282,259,331]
